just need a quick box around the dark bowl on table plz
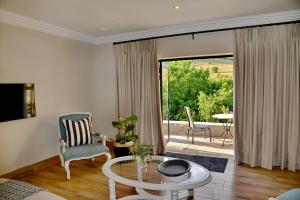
[157,159,191,177]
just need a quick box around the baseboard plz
[0,155,60,179]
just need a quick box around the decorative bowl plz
[157,159,191,177]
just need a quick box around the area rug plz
[0,179,45,200]
[165,152,228,173]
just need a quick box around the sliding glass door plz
[160,55,234,144]
[160,61,170,141]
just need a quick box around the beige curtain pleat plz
[113,40,165,154]
[234,24,300,171]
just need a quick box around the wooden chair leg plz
[187,129,190,139]
[59,154,64,167]
[204,129,207,139]
[100,153,112,171]
[64,161,70,179]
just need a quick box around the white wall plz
[90,44,117,137]
[0,22,93,175]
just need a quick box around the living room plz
[0,0,299,200]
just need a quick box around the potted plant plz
[112,115,139,157]
[130,144,154,167]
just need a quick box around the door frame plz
[159,54,233,141]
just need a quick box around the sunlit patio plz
[164,120,234,158]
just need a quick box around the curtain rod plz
[113,20,300,45]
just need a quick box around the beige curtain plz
[113,40,165,154]
[234,24,300,171]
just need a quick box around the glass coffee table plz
[102,156,211,200]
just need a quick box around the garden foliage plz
[162,60,233,122]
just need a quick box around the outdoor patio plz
[163,120,234,158]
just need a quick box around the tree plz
[162,60,233,122]
[198,75,233,122]
[168,60,211,121]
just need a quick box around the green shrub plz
[163,60,233,122]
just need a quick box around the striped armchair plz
[58,112,111,179]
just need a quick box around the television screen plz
[0,83,36,122]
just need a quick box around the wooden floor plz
[15,140,300,200]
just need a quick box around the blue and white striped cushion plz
[63,118,92,147]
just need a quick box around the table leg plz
[171,191,179,200]
[217,128,226,146]
[223,123,230,145]
[216,121,233,146]
[188,189,194,197]
[108,179,116,200]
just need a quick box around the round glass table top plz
[103,156,211,190]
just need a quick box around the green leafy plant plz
[112,115,139,144]
[130,144,154,165]
[162,59,233,122]
[220,105,230,114]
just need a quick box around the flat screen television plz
[0,83,36,122]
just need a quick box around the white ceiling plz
[1,0,299,37]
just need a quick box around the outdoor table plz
[212,113,233,145]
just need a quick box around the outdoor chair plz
[58,112,111,179]
[185,106,212,144]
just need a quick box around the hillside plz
[162,57,233,81]
[193,58,233,79]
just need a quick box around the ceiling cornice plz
[0,9,96,44]
[0,9,299,45]
[95,9,300,44]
